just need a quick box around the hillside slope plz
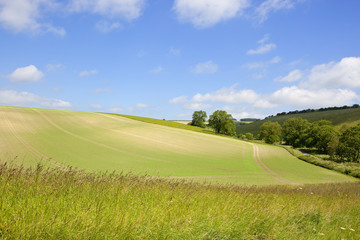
[237,107,360,136]
[0,106,356,185]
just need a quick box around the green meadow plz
[0,106,356,185]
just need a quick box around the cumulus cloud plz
[173,0,250,28]
[79,69,98,77]
[169,96,188,104]
[255,0,295,23]
[247,34,276,55]
[302,57,360,89]
[253,99,277,108]
[150,66,164,73]
[270,86,359,109]
[0,90,72,108]
[68,0,145,20]
[0,0,65,35]
[192,85,259,104]
[7,65,44,83]
[183,102,212,110]
[276,69,302,82]
[192,61,218,74]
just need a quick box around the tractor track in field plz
[251,144,299,185]
[1,110,66,169]
[32,109,236,174]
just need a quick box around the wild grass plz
[1,162,360,239]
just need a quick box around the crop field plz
[0,106,357,185]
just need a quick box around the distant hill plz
[236,107,360,136]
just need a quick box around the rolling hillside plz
[0,106,357,185]
[237,107,360,136]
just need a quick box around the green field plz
[0,106,357,185]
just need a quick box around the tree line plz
[259,118,360,163]
[265,104,360,119]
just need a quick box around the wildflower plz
[350,228,355,232]
[319,233,324,236]
[340,227,346,230]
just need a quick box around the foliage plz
[338,125,360,162]
[306,120,340,157]
[282,118,311,148]
[208,110,236,136]
[259,121,282,144]
[245,132,254,140]
[236,107,360,136]
[190,110,207,128]
[1,162,360,239]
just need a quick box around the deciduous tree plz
[208,110,236,136]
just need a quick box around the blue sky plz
[1,0,360,120]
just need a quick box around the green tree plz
[338,125,360,162]
[190,110,207,128]
[208,110,236,136]
[259,121,282,144]
[282,118,310,148]
[245,132,254,140]
[306,120,339,156]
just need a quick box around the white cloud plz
[247,43,276,55]
[7,65,44,83]
[255,0,295,23]
[169,96,188,104]
[302,57,360,89]
[173,0,250,28]
[150,66,164,73]
[193,61,218,74]
[247,34,276,55]
[135,103,149,109]
[46,63,63,72]
[95,20,122,32]
[0,90,72,108]
[253,99,277,108]
[90,104,103,110]
[95,88,110,93]
[108,106,122,113]
[169,47,181,56]
[270,86,359,109]
[276,69,302,82]
[243,56,281,70]
[79,69,98,77]
[68,0,145,20]
[192,85,259,104]
[0,0,65,35]
[231,112,265,120]
[184,102,212,110]
[270,56,281,64]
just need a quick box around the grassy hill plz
[237,107,360,136]
[0,105,357,185]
